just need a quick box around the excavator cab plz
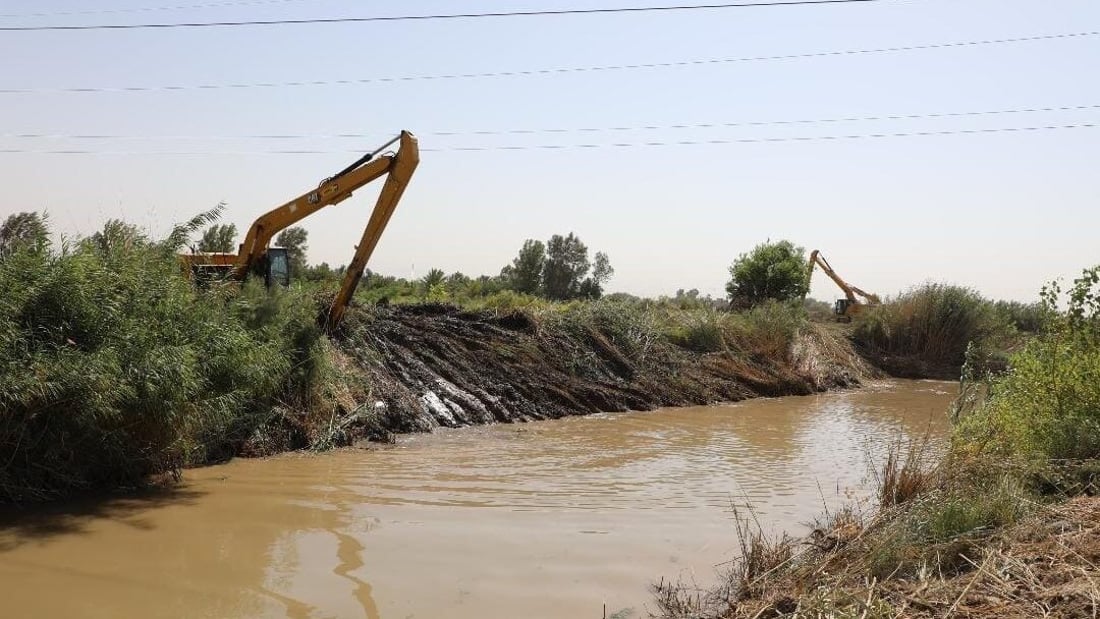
[807,249,879,324]
[834,299,853,322]
[261,247,291,287]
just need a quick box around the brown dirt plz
[316,304,879,442]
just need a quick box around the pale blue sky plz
[2,0,1097,301]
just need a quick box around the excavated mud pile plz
[329,304,878,438]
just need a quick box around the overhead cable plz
[0,0,308,19]
[0,123,1092,154]
[5,103,1099,140]
[4,30,1094,95]
[0,0,882,32]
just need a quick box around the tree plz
[197,223,237,253]
[275,226,309,276]
[421,267,446,288]
[502,239,545,295]
[446,271,471,295]
[726,240,808,308]
[421,268,447,299]
[578,251,615,299]
[542,233,591,300]
[0,212,49,257]
[592,251,614,285]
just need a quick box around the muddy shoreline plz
[249,304,888,454]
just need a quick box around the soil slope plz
[313,304,880,443]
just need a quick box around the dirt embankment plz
[307,304,880,443]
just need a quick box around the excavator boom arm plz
[216,130,418,332]
[807,249,878,305]
[326,132,419,329]
[231,134,413,280]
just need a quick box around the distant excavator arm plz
[807,250,881,318]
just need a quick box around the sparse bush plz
[877,440,936,507]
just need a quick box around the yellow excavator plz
[806,249,881,322]
[179,130,420,331]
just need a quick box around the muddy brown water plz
[0,379,955,619]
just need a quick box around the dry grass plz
[877,439,938,508]
[656,490,1100,619]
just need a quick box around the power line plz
[0,123,1092,154]
[5,104,1099,141]
[0,0,881,32]
[0,0,308,20]
[5,30,1095,95]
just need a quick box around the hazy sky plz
[2,0,1097,302]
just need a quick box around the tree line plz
[3,210,814,309]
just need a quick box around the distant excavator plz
[806,249,881,322]
[179,130,420,331]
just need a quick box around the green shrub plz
[0,213,327,502]
[726,240,808,308]
[854,283,1003,371]
[550,300,662,363]
[916,480,1023,541]
[992,300,1050,334]
[728,300,804,360]
[664,310,728,353]
[955,267,1100,463]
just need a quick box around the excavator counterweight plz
[179,130,419,332]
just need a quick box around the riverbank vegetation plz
[851,282,1043,379]
[0,211,1062,512]
[0,213,854,503]
[0,209,332,502]
[656,266,1100,618]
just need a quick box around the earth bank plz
[249,302,882,454]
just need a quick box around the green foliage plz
[303,262,343,282]
[87,218,146,255]
[275,226,309,275]
[854,283,1003,372]
[0,213,325,502]
[542,233,591,300]
[726,240,808,308]
[198,222,237,253]
[414,268,450,301]
[0,211,49,257]
[955,266,1100,463]
[728,301,805,360]
[665,310,728,353]
[581,251,615,300]
[548,299,662,364]
[455,289,547,312]
[992,300,1049,334]
[502,239,545,295]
